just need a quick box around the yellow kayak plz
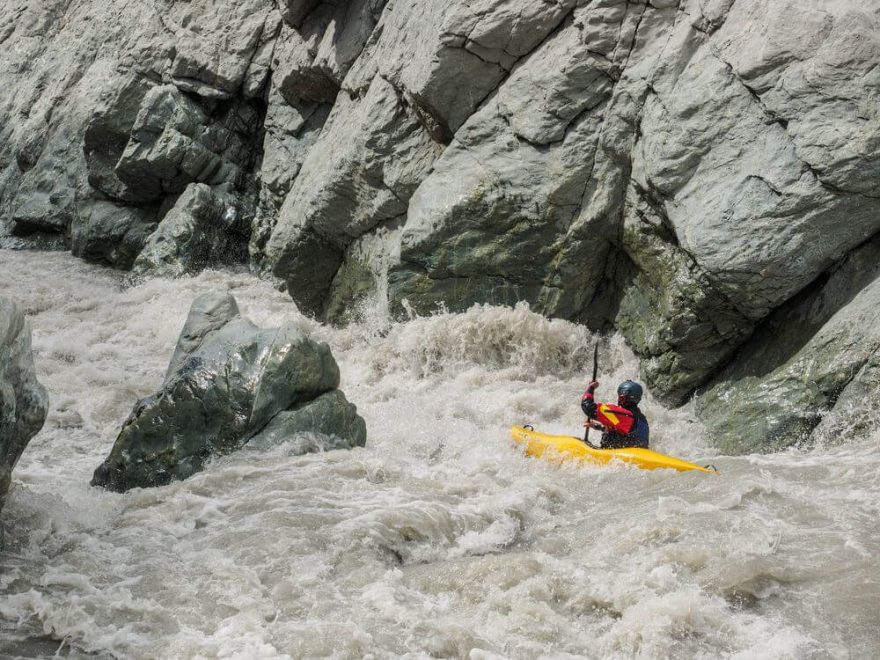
[511,425,717,473]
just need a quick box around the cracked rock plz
[132,183,251,279]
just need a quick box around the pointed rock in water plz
[91,291,366,492]
[0,298,49,512]
[165,290,242,379]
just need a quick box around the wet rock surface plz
[91,291,365,492]
[2,0,879,452]
[0,298,48,511]
[132,183,251,278]
[696,235,880,453]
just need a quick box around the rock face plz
[0,1,268,263]
[132,183,251,278]
[696,235,880,453]
[2,0,879,452]
[91,291,365,492]
[0,298,49,511]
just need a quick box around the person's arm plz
[580,380,599,419]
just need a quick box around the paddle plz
[583,342,599,447]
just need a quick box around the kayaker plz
[581,380,650,449]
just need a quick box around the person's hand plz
[587,380,599,389]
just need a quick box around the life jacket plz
[597,404,649,449]
[581,390,650,449]
[593,402,637,435]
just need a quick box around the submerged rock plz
[0,298,49,511]
[91,291,365,492]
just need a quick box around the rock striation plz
[0,298,48,511]
[91,291,365,492]
[2,0,879,452]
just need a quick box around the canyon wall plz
[2,0,878,451]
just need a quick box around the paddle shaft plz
[584,343,599,446]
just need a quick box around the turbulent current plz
[1,250,878,659]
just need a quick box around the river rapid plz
[1,249,878,659]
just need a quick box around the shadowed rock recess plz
[91,291,366,492]
[2,0,879,452]
[0,298,48,512]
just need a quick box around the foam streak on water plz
[1,250,878,659]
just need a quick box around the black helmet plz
[617,380,643,405]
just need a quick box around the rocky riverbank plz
[2,0,878,451]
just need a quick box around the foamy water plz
[1,250,878,659]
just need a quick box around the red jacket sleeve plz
[581,387,597,418]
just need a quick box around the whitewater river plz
[1,250,878,659]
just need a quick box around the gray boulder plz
[612,180,754,405]
[70,200,159,269]
[91,291,365,492]
[345,0,580,136]
[8,117,85,236]
[277,0,322,28]
[165,0,276,100]
[264,0,589,319]
[618,0,880,402]
[248,81,332,273]
[0,0,270,255]
[388,0,880,412]
[112,86,262,203]
[389,1,639,320]
[274,0,386,105]
[83,75,159,205]
[0,298,49,511]
[0,0,118,239]
[80,84,266,271]
[0,3,153,238]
